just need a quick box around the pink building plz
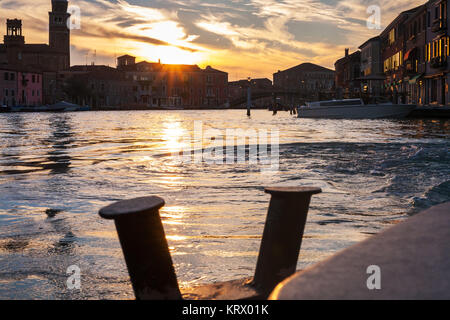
[1,69,42,106]
[17,71,43,106]
[0,69,17,106]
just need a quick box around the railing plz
[432,19,447,33]
[430,56,448,69]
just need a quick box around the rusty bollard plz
[99,186,321,300]
[99,196,182,300]
[252,187,322,296]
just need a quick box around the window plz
[4,72,8,81]
[5,89,8,96]
[384,51,403,72]
[388,28,396,45]
[32,75,35,83]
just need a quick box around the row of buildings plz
[0,0,228,109]
[227,63,336,108]
[336,0,450,106]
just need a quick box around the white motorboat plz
[297,97,416,119]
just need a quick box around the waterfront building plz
[0,0,71,104]
[403,5,427,105]
[346,0,450,106]
[273,63,335,105]
[334,49,361,98]
[117,55,228,108]
[379,6,420,103]
[60,65,134,108]
[359,36,384,97]
[424,0,449,105]
[1,68,43,106]
[0,69,17,106]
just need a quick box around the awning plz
[404,48,416,61]
[409,73,424,84]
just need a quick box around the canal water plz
[0,110,448,299]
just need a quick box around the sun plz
[126,20,208,65]
[131,41,206,65]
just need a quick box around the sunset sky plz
[0,0,424,80]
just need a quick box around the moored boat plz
[297,97,416,119]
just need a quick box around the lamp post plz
[247,77,251,117]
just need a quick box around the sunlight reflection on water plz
[0,110,449,299]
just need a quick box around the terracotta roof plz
[276,63,335,74]
[335,51,361,65]
[204,65,227,74]
[359,36,380,49]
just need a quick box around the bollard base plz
[181,277,266,300]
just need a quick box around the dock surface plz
[270,202,450,300]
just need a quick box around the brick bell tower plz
[49,0,71,67]
[4,19,25,66]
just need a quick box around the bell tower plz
[4,19,25,67]
[49,0,70,66]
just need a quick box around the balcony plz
[431,19,447,34]
[430,57,448,69]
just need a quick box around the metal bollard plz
[99,196,182,300]
[99,186,321,300]
[252,187,322,295]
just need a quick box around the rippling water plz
[0,110,448,299]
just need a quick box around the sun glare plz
[133,42,206,65]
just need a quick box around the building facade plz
[0,0,71,105]
[359,36,384,97]
[273,63,335,105]
[424,0,449,105]
[403,5,427,105]
[1,68,42,106]
[335,49,361,98]
[60,65,134,108]
[0,69,17,106]
[344,0,450,106]
[117,55,228,108]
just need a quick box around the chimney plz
[345,48,349,57]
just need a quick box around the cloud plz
[0,0,427,79]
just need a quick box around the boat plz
[0,105,9,113]
[297,97,416,119]
[2,101,91,113]
[47,101,91,112]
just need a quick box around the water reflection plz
[0,114,28,176]
[43,115,74,175]
[0,111,448,299]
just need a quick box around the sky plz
[0,0,425,80]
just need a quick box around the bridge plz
[228,88,334,108]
